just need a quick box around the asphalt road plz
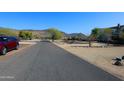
[0,42,121,81]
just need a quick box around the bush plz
[47,28,63,41]
[19,31,32,40]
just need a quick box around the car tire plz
[1,47,7,55]
[15,44,19,50]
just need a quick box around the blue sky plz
[0,12,124,35]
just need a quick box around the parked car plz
[0,36,19,55]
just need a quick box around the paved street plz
[0,42,121,81]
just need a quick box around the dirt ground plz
[54,41,124,80]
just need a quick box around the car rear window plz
[0,37,8,42]
[0,37,17,42]
[8,37,17,41]
[0,37,4,41]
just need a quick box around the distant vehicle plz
[0,36,19,55]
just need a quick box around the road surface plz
[0,42,121,81]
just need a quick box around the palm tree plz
[91,28,99,40]
[88,28,99,47]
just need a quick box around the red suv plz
[0,36,19,55]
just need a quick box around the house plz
[97,24,124,44]
[110,24,124,40]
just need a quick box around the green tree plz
[97,29,112,41]
[90,28,99,40]
[19,31,32,40]
[19,31,26,39]
[97,32,107,41]
[104,28,112,39]
[104,28,112,45]
[25,32,32,40]
[47,28,63,41]
[88,28,99,47]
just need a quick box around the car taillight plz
[0,44,3,49]
[0,45,2,49]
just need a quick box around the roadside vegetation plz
[90,27,124,46]
[0,24,124,45]
[0,27,64,41]
[90,28,112,42]
[47,28,63,41]
[18,31,33,40]
[0,28,17,36]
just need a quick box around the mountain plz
[0,27,17,31]
[19,29,50,38]
[68,33,88,39]
[0,27,87,39]
[0,27,17,36]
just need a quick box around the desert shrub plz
[47,28,63,41]
[19,31,32,40]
